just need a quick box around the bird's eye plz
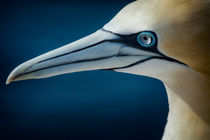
[137,32,156,48]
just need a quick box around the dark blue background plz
[0,0,168,139]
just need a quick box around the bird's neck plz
[162,68,210,140]
[162,86,210,140]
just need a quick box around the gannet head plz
[6,0,210,84]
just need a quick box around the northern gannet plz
[6,0,210,139]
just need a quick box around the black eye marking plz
[101,29,187,66]
[101,29,158,51]
[116,31,158,53]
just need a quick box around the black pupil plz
[143,36,148,40]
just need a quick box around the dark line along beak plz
[7,29,161,84]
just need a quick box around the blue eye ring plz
[137,32,156,48]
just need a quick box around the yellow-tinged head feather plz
[157,0,210,76]
[104,0,210,76]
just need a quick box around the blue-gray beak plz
[7,29,157,84]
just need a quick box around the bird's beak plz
[6,29,158,84]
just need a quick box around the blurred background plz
[0,0,168,140]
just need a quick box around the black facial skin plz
[101,28,187,69]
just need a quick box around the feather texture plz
[105,0,210,139]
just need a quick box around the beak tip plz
[6,72,15,85]
[6,61,31,85]
[6,80,11,85]
[6,65,22,85]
